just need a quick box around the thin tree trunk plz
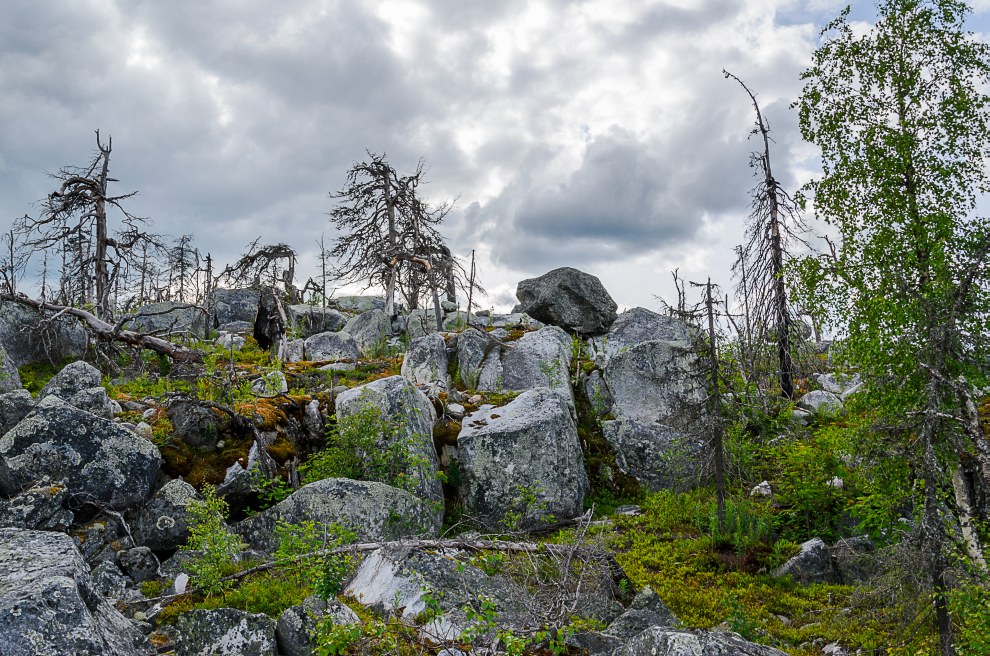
[706,279,726,530]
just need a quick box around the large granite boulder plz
[208,288,261,328]
[0,528,153,655]
[129,301,206,336]
[175,608,276,656]
[477,326,573,404]
[0,482,73,531]
[601,419,700,492]
[0,390,33,436]
[131,479,201,553]
[344,309,391,355]
[604,586,679,639]
[277,597,358,656]
[0,348,21,393]
[603,340,704,425]
[37,360,117,419]
[234,478,441,552]
[797,390,844,417]
[453,328,498,389]
[303,331,361,363]
[331,295,385,313]
[620,626,788,656]
[771,537,841,586]
[400,333,450,389]
[516,267,617,335]
[0,300,88,367]
[591,308,693,365]
[345,545,535,642]
[0,396,160,510]
[335,376,443,508]
[405,309,441,341]
[286,304,347,337]
[457,388,589,528]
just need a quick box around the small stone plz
[751,481,773,497]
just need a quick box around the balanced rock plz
[516,267,617,335]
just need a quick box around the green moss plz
[18,359,71,396]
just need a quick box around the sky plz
[2,0,989,313]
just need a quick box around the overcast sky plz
[2,0,989,313]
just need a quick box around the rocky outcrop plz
[335,376,443,507]
[0,300,88,367]
[453,328,498,389]
[344,309,391,355]
[603,340,704,425]
[303,331,361,363]
[620,626,788,656]
[516,267,618,335]
[591,308,693,364]
[601,420,700,492]
[208,288,261,328]
[129,301,206,336]
[0,527,153,655]
[234,478,441,552]
[604,586,679,639]
[0,390,33,437]
[477,326,573,404]
[174,608,276,656]
[332,295,385,313]
[0,482,74,530]
[0,396,160,510]
[457,388,588,528]
[286,304,347,337]
[400,333,450,390]
[38,360,117,419]
[771,537,841,585]
[132,479,201,553]
[0,348,21,393]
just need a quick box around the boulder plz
[332,295,385,313]
[814,373,862,397]
[796,390,844,416]
[0,527,154,655]
[515,267,617,335]
[583,370,613,417]
[406,309,440,341]
[129,301,205,336]
[117,546,159,583]
[771,537,841,585]
[280,338,304,363]
[234,478,441,552]
[335,376,443,507]
[591,308,693,364]
[0,299,88,367]
[831,535,878,584]
[601,420,700,492]
[0,482,73,531]
[453,328,498,389]
[604,586,679,639]
[286,304,347,337]
[0,396,160,510]
[620,626,788,656]
[344,545,535,642]
[457,388,589,528]
[277,597,358,656]
[174,608,276,656]
[208,288,261,328]
[477,326,573,404]
[400,333,450,389]
[0,389,33,436]
[38,360,117,419]
[442,311,472,331]
[132,479,202,553]
[344,309,391,355]
[603,340,704,425]
[0,348,21,393]
[304,331,361,363]
[168,401,223,452]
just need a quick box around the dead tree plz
[724,71,806,399]
[217,240,298,301]
[14,131,161,320]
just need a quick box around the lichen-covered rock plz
[516,267,618,335]
[117,546,159,583]
[0,396,160,510]
[234,478,441,552]
[0,390,33,438]
[771,537,841,585]
[814,373,862,397]
[796,390,844,416]
[303,331,361,362]
[603,340,704,424]
[0,482,73,530]
[591,308,693,365]
[604,586,679,639]
[0,348,21,393]
[129,301,206,336]
[477,326,573,404]
[277,597,358,656]
[37,361,117,419]
[332,295,385,313]
[345,545,535,642]
[335,376,443,507]
[132,479,202,553]
[208,288,262,327]
[453,328,498,389]
[344,309,391,355]
[405,309,441,341]
[457,388,588,528]
[0,527,154,655]
[167,401,223,452]
[401,333,450,389]
[286,304,347,337]
[601,419,700,492]
[174,608,276,656]
[620,626,788,656]
[0,300,88,367]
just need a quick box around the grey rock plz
[38,361,117,418]
[344,309,391,355]
[604,586,679,639]
[281,338,304,363]
[0,482,73,530]
[454,328,498,389]
[601,419,700,492]
[442,311,472,331]
[208,288,262,328]
[750,481,773,497]
[332,295,385,313]
[304,331,360,363]
[286,305,347,337]
[0,348,21,393]
[516,267,618,335]
[592,308,694,364]
[567,631,625,656]
[129,302,205,336]
[831,535,878,584]
[772,537,841,585]
[441,300,459,313]
[620,626,788,656]
[168,401,222,452]
[234,478,441,552]
[344,545,535,642]
[0,299,88,367]
[216,333,246,350]
[251,370,288,396]
[583,370,613,417]
[335,376,443,508]
[277,597,358,656]
[91,560,132,600]
[132,479,202,553]
[814,373,861,396]
[117,547,159,583]
[796,390,844,416]
[401,333,450,389]
[217,320,254,334]
[477,326,574,404]
[0,390,33,437]
[486,313,544,329]
[405,309,441,341]
[0,527,153,655]
[175,608,276,656]
[603,340,704,425]
[457,388,589,529]
[0,397,160,510]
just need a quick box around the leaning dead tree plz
[724,71,806,400]
[13,131,161,320]
[217,240,298,302]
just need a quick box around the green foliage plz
[694,498,773,555]
[180,484,246,597]
[18,360,68,395]
[273,520,358,601]
[501,482,555,532]
[948,583,990,655]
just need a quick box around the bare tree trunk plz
[466,249,476,325]
[705,279,726,530]
[94,135,111,320]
